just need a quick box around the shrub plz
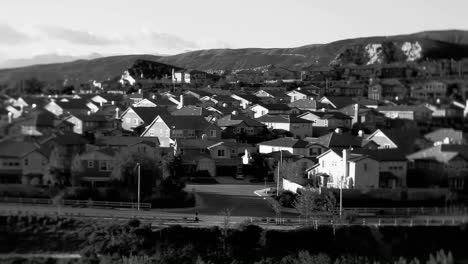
[278,190,297,208]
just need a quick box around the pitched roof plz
[256,103,290,111]
[67,113,108,122]
[159,115,215,130]
[40,131,89,146]
[424,128,467,143]
[130,107,170,124]
[217,114,266,128]
[0,140,45,158]
[306,132,363,148]
[256,114,312,124]
[95,136,160,147]
[377,105,432,112]
[351,149,407,161]
[289,99,327,109]
[257,137,310,148]
[301,111,352,120]
[177,139,223,149]
[54,99,89,110]
[407,144,468,163]
[320,96,356,109]
[14,110,59,127]
[171,106,210,116]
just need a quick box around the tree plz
[275,159,305,186]
[23,78,45,94]
[70,154,84,186]
[268,198,282,225]
[294,188,336,224]
[43,148,67,186]
[111,151,164,198]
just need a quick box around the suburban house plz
[319,96,356,109]
[140,115,222,141]
[171,106,210,116]
[12,96,47,109]
[120,107,169,133]
[172,69,207,84]
[216,114,266,136]
[368,79,407,101]
[410,80,448,101]
[249,103,294,118]
[254,89,289,102]
[424,128,468,145]
[376,105,432,122]
[76,148,118,187]
[5,106,22,119]
[287,87,319,102]
[174,139,243,177]
[0,140,49,183]
[352,149,408,188]
[298,111,352,134]
[307,148,379,189]
[44,99,92,116]
[94,136,167,160]
[406,144,468,189]
[288,99,328,111]
[64,113,113,135]
[305,131,375,150]
[423,103,463,118]
[231,93,260,109]
[257,137,313,157]
[8,110,73,137]
[365,128,423,154]
[255,114,313,138]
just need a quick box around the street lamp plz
[136,162,141,211]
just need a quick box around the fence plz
[0,197,151,209]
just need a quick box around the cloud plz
[0,24,30,44]
[39,26,114,45]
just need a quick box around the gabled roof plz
[53,99,89,110]
[0,140,46,158]
[14,110,59,127]
[66,113,108,122]
[407,144,468,163]
[424,128,467,143]
[79,147,119,160]
[232,93,260,102]
[351,149,407,162]
[316,148,369,162]
[171,106,210,116]
[300,111,352,120]
[288,89,318,97]
[254,103,290,111]
[319,96,356,109]
[157,115,216,130]
[95,136,159,147]
[376,105,432,112]
[40,131,89,146]
[126,107,169,124]
[289,99,327,109]
[257,137,310,148]
[256,114,312,124]
[217,114,266,128]
[306,132,363,148]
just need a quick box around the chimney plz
[334,128,342,134]
[8,112,13,124]
[358,130,364,137]
[19,105,24,113]
[201,134,207,140]
[465,100,468,117]
[353,103,359,125]
[99,101,103,107]
[342,148,349,185]
[152,94,156,99]
[111,101,115,105]
[32,104,37,109]
[115,107,120,119]
[138,89,142,94]
[297,87,301,90]
[87,111,91,116]
[178,94,184,109]
[232,110,238,115]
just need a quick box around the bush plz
[190,177,219,184]
[278,191,297,208]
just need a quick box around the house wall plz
[134,99,157,107]
[209,145,233,159]
[251,105,268,118]
[67,116,83,134]
[350,158,379,188]
[314,152,344,188]
[282,178,305,193]
[23,152,47,175]
[289,123,313,138]
[145,118,170,137]
[121,108,144,131]
[259,145,293,154]
[262,122,290,131]
[368,131,398,149]
[44,102,63,116]
[380,161,407,187]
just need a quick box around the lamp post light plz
[136,162,141,211]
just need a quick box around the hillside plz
[158,30,468,71]
[0,54,164,87]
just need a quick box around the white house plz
[307,149,379,189]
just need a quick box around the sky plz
[1,0,468,66]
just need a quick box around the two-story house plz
[140,115,222,141]
[287,87,319,103]
[64,113,111,135]
[75,148,118,187]
[216,114,267,137]
[44,99,92,116]
[255,114,313,138]
[410,80,448,101]
[298,111,352,135]
[249,103,293,118]
[376,105,432,122]
[307,148,379,189]
[120,107,169,133]
[0,140,49,183]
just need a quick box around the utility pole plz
[136,162,141,211]
[339,177,343,218]
[276,150,282,196]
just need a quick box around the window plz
[218,149,225,157]
[384,144,391,149]
[173,130,184,137]
[125,118,131,124]
[99,161,110,171]
[134,118,139,125]
[210,130,217,137]
[24,159,29,166]
[87,161,94,168]
[187,130,195,137]
[200,149,206,153]
[231,149,236,154]
[364,163,368,171]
